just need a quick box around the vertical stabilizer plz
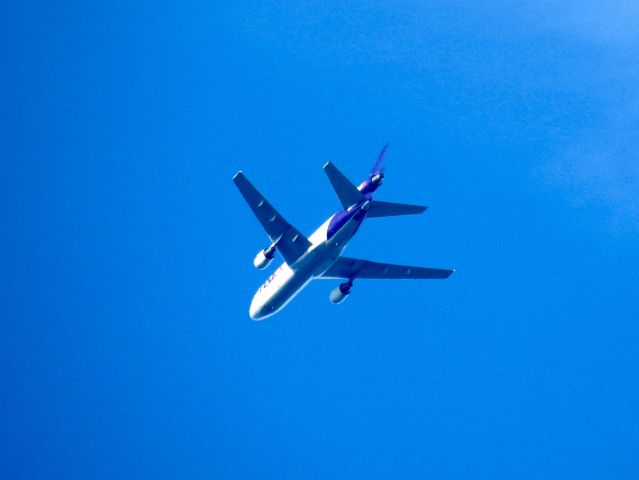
[371,143,389,175]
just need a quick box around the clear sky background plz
[2,1,638,478]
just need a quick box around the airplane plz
[233,145,454,320]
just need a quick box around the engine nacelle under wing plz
[329,282,352,304]
[253,247,275,270]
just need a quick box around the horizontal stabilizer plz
[233,171,311,265]
[320,256,454,280]
[367,200,427,218]
[323,162,366,209]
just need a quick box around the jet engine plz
[329,281,353,304]
[253,245,276,269]
[370,172,384,186]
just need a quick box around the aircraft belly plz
[261,268,313,317]
[313,241,347,277]
[258,239,346,318]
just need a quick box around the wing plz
[320,256,454,280]
[323,162,366,209]
[233,171,312,265]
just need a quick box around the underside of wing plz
[320,256,454,280]
[233,171,311,265]
[323,162,366,209]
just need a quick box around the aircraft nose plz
[249,302,265,321]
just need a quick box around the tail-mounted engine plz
[253,245,276,269]
[329,281,353,304]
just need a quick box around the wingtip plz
[322,161,332,170]
[232,170,244,181]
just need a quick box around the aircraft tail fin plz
[367,200,428,218]
[370,143,389,175]
[323,162,366,209]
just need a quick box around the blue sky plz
[2,1,638,478]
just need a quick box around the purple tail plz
[371,143,389,175]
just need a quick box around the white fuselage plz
[249,206,365,320]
